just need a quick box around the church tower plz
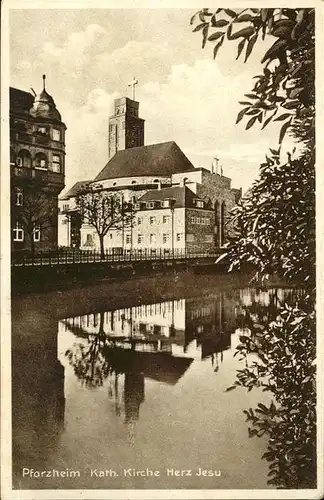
[108,80,145,158]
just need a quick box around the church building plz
[59,79,240,252]
[10,75,66,252]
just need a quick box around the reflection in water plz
[12,285,304,489]
[60,288,294,444]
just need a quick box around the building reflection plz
[11,306,65,486]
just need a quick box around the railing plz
[11,247,222,267]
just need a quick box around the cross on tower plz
[128,77,138,100]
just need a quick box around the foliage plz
[191,8,315,148]
[226,149,315,284]
[75,185,135,257]
[191,7,316,489]
[228,291,316,488]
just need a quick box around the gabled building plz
[59,91,241,253]
[10,75,66,252]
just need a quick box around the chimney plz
[213,157,219,175]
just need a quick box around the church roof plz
[59,180,92,200]
[10,87,34,114]
[94,141,195,181]
[138,185,207,209]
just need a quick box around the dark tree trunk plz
[99,234,105,259]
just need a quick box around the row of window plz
[138,215,172,225]
[122,233,213,244]
[136,200,172,209]
[190,216,211,225]
[10,150,62,173]
[13,222,40,242]
[35,127,61,141]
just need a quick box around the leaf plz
[279,118,292,144]
[234,14,253,23]
[213,39,224,59]
[193,22,207,32]
[289,87,304,99]
[231,27,255,39]
[236,39,245,60]
[213,19,229,27]
[261,39,288,63]
[190,11,199,25]
[283,100,299,109]
[261,110,277,129]
[225,9,236,18]
[202,25,209,48]
[236,106,250,124]
[225,385,237,392]
[246,116,258,130]
[274,113,293,122]
[245,33,258,62]
[208,31,224,41]
[245,94,258,100]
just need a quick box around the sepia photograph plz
[1,1,323,499]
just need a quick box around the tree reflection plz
[229,289,316,488]
[65,313,114,388]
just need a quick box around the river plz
[11,272,291,490]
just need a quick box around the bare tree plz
[75,185,134,258]
[13,182,57,254]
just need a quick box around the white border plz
[1,1,323,499]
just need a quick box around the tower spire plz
[42,74,46,91]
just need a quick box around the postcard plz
[1,1,323,499]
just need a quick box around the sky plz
[9,8,284,194]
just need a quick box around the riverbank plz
[11,269,288,321]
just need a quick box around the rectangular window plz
[186,233,194,242]
[190,216,195,224]
[206,217,210,225]
[63,204,69,211]
[176,233,182,242]
[205,234,213,243]
[13,222,24,242]
[196,217,201,224]
[147,202,155,209]
[163,215,170,224]
[150,234,156,244]
[53,128,61,141]
[37,126,47,134]
[137,234,143,244]
[137,217,143,225]
[150,216,156,225]
[201,217,206,225]
[33,226,41,242]
[196,200,204,208]
[126,234,131,245]
[163,233,170,244]
[15,188,23,206]
[161,200,170,208]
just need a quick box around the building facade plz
[10,76,66,252]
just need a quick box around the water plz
[11,277,291,490]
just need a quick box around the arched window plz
[17,149,32,168]
[35,152,48,169]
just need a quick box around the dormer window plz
[161,200,170,208]
[147,202,155,209]
[195,199,204,208]
[135,203,141,210]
